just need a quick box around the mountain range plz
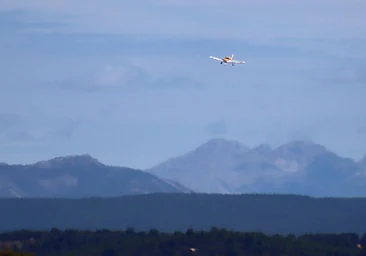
[1,138,365,198]
[147,138,366,197]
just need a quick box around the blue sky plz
[1,0,366,169]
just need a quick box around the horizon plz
[1,0,365,169]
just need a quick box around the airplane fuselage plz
[221,56,235,65]
[209,54,245,66]
[222,56,232,63]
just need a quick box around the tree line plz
[1,228,366,256]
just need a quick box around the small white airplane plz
[209,54,245,66]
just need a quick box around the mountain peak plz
[147,138,251,193]
[275,140,328,155]
[147,139,366,196]
[33,154,103,168]
[194,138,249,154]
[284,140,317,147]
[252,144,272,154]
[270,140,331,172]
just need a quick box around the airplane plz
[209,54,245,66]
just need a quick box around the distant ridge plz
[1,139,365,198]
[0,155,192,198]
[32,154,103,168]
[147,138,366,197]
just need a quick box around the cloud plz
[1,0,365,40]
[51,63,148,91]
[205,121,228,136]
[50,62,202,92]
[94,65,142,87]
[153,76,203,89]
[0,9,71,33]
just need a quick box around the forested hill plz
[1,193,366,235]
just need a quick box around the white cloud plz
[93,65,145,88]
[54,63,148,91]
[51,62,202,92]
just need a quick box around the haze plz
[1,0,365,169]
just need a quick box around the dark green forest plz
[0,228,366,256]
[1,194,366,234]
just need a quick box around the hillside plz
[0,155,192,198]
[147,139,366,196]
[1,194,366,234]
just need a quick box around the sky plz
[0,0,366,169]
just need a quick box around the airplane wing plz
[209,56,222,61]
[232,60,246,64]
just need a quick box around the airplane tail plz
[231,54,234,60]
